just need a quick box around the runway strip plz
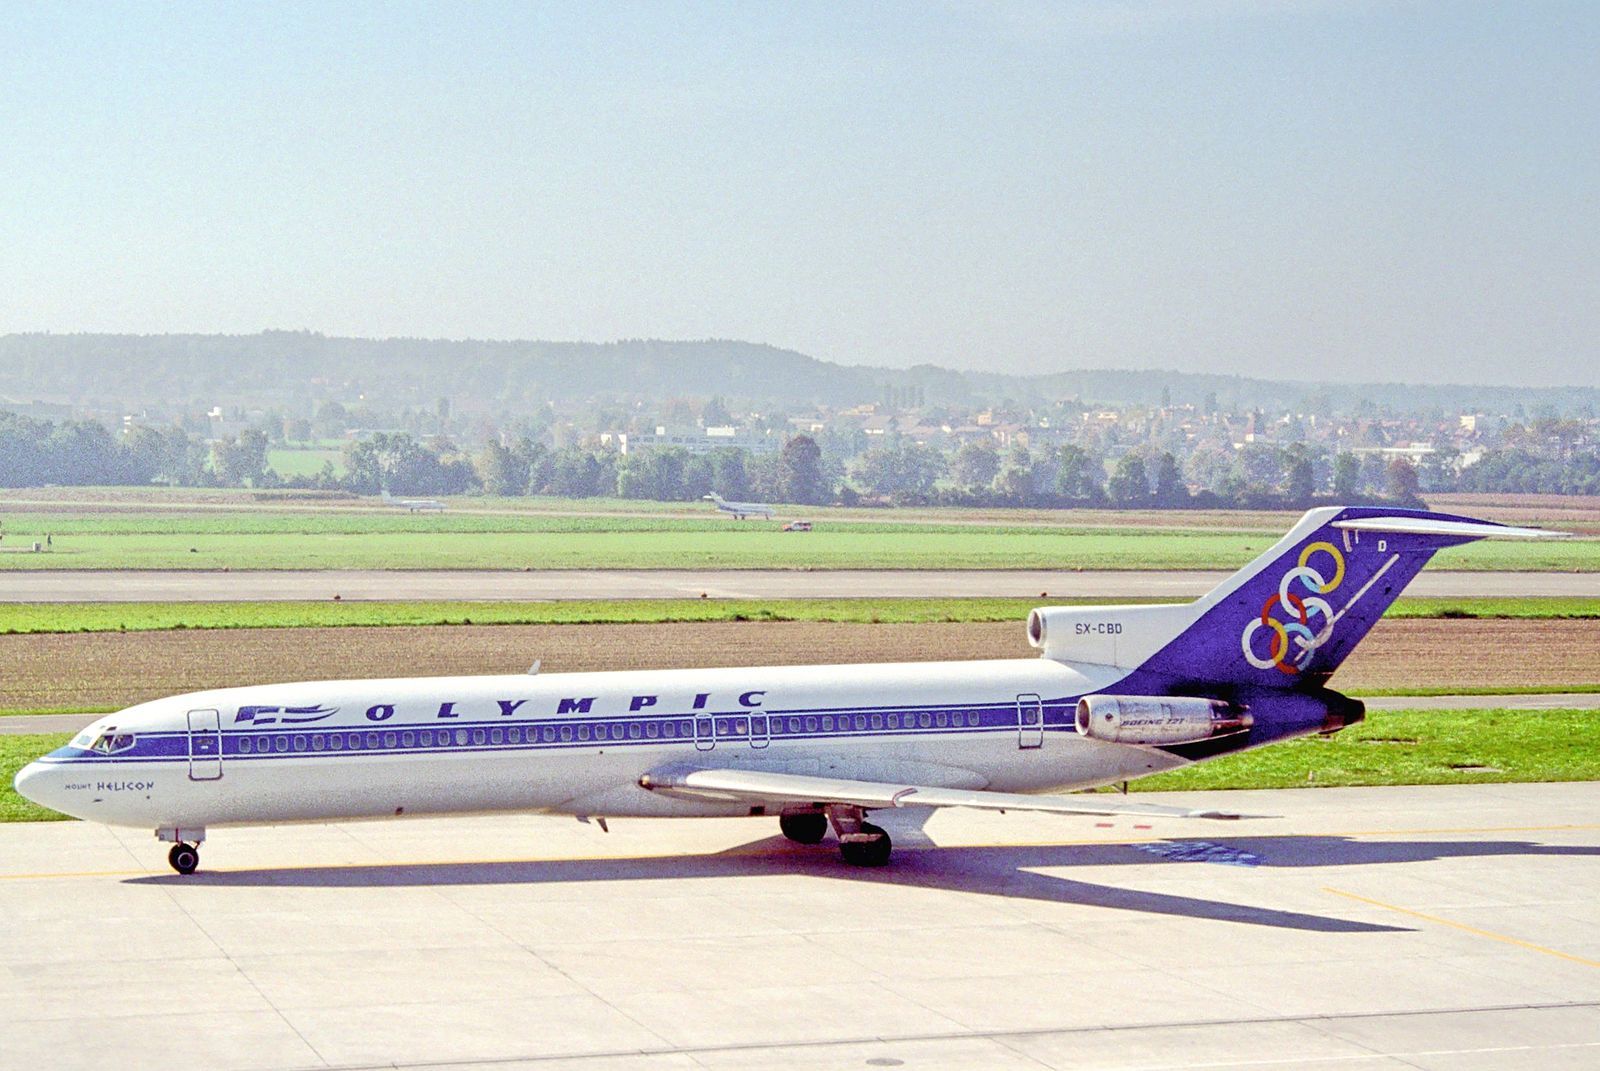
[3,782,1600,1070]
[5,567,1599,601]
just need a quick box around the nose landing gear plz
[155,827,206,875]
[167,843,200,875]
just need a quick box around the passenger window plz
[312,735,326,751]
[330,734,344,751]
[472,729,486,745]
[715,718,729,735]
[577,725,590,742]
[402,731,415,747]
[559,726,572,742]
[419,730,432,746]
[967,712,980,726]
[383,732,397,748]
[854,715,866,731]
[662,721,676,738]
[919,714,931,728]
[611,724,624,740]
[275,736,289,752]
[239,737,253,754]
[870,714,883,730]
[455,729,469,745]
[628,723,641,739]
[733,718,748,735]
[293,735,308,752]
[821,716,834,732]
[887,714,899,729]
[490,728,503,745]
[367,733,380,749]
[645,721,658,738]
[936,713,948,728]
[544,727,557,742]
[347,733,361,750]
[804,716,817,732]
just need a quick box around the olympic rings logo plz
[1240,541,1346,675]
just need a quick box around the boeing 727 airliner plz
[14,507,1564,874]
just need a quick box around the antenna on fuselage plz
[527,660,541,675]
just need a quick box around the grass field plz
[1,617,1594,712]
[1128,707,1600,791]
[265,448,345,478]
[5,707,1598,822]
[0,508,1593,570]
[1,596,1597,635]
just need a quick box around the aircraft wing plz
[638,764,1256,820]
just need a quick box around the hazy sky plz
[3,2,1596,385]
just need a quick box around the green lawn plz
[0,596,1596,635]
[5,707,1598,822]
[1128,707,1600,791]
[0,509,1592,570]
[265,448,345,478]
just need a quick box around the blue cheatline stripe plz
[42,695,1080,766]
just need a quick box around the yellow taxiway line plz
[1324,886,1600,969]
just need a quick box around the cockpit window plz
[80,730,136,755]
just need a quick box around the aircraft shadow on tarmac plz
[123,833,1600,934]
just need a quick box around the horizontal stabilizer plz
[1331,517,1569,540]
[639,764,1257,820]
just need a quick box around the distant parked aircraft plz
[14,507,1566,875]
[381,490,445,512]
[703,492,774,520]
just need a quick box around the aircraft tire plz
[779,812,828,845]
[840,824,891,867]
[168,843,199,875]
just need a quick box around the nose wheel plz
[167,843,200,875]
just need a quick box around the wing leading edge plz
[638,764,1257,820]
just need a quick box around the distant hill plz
[1,331,1595,416]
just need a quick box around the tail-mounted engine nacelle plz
[1075,695,1252,746]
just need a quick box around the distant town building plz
[601,425,777,455]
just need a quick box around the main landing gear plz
[778,812,828,845]
[156,827,205,875]
[781,806,893,866]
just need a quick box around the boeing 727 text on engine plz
[14,507,1564,874]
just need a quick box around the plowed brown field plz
[3,619,1596,709]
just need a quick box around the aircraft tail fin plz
[1143,506,1564,689]
[1031,507,1566,692]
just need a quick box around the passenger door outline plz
[1016,693,1044,750]
[187,708,223,781]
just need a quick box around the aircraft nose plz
[13,761,52,807]
[13,758,77,818]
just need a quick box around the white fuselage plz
[20,659,1189,832]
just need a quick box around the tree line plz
[10,410,1599,507]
